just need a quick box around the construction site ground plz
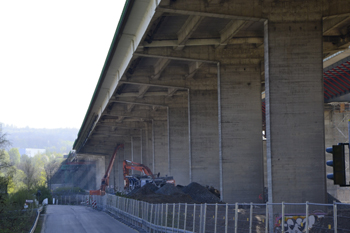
[126,182,221,204]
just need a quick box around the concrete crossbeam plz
[152,58,170,79]
[139,38,264,49]
[217,20,248,49]
[176,15,204,50]
[157,0,350,20]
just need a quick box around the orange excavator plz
[123,160,175,192]
[89,144,124,196]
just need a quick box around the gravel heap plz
[126,182,221,204]
[155,184,185,195]
[127,183,159,198]
[182,182,220,203]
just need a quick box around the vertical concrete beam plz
[104,153,113,191]
[153,120,169,177]
[132,136,142,163]
[220,65,264,203]
[142,122,153,169]
[167,95,190,185]
[188,77,219,188]
[117,145,125,191]
[95,156,105,190]
[264,20,326,203]
[124,141,132,161]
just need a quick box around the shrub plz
[9,188,36,208]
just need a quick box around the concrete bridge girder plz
[73,0,350,205]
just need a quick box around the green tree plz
[8,148,20,166]
[7,168,26,194]
[21,158,40,190]
[0,129,37,233]
[0,133,15,196]
[44,159,61,190]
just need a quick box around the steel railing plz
[53,194,350,233]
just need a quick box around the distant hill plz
[1,124,78,154]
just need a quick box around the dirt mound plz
[155,184,185,195]
[182,182,220,203]
[137,193,196,204]
[126,182,221,204]
[127,183,158,198]
[127,184,195,203]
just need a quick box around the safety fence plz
[54,194,350,233]
[29,206,43,233]
[53,194,90,205]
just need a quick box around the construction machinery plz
[123,160,175,192]
[89,144,124,196]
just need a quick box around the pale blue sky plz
[0,0,125,129]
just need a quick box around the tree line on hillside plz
[1,131,64,232]
[1,124,78,154]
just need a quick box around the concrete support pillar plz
[131,135,142,163]
[95,156,105,190]
[123,141,131,161]
[168,95,190,185]
[153,120,169,177]
[142,122,153,169]
[264,19,326,203]
[117,145,125,191]
[104,153,113,190]
[189,76,219,188]
[220,65,264,203]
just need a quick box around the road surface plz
[42,205,137,233]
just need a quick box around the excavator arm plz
[123,160,155,189]
[123,160,155,177]
[123,160,175,191]
[90,144,124,196]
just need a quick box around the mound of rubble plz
[155,184,184,195]
[182,182,221,203]
[126,182,221,204]
[127,183,159,198]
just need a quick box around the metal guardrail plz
[29,206,43,233]
[54,194,350,233]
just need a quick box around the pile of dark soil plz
[126,182,221,204]
[137,193,196,204]
[182,182,221,203]
[155,184,184,195]
[127,183,159,198]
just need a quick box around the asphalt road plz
[42,205,137,233]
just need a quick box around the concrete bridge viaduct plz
[72,0,350,204]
